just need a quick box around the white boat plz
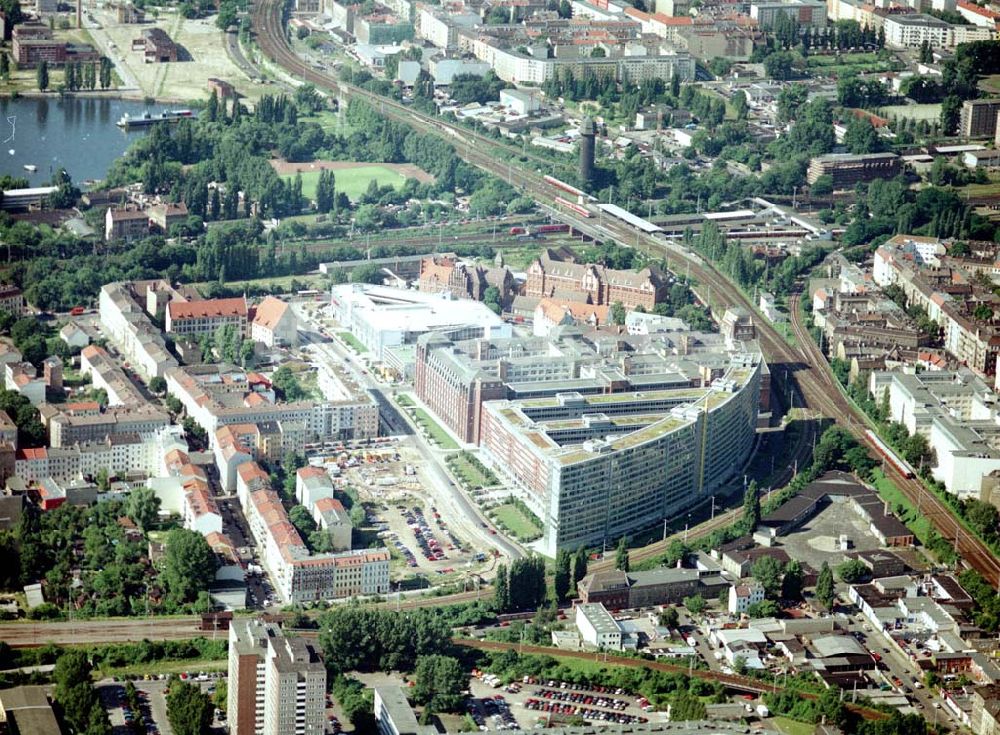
[23,164,36,172]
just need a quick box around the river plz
[0,96,158,187]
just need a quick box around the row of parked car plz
[523,699,648,725]
[531,687,631,712]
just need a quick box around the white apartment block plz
[99,282,179,380]
[882,13,994,47]
[728,581,765,614]
[870,370,1000,498]
[264,634,326,735]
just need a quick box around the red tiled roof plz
[252,296,290,330]
[167,297,247,321]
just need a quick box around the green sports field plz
[281,165,410,202]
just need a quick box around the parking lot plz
[468,675,657,730]
[97,675,226,735]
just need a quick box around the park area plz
[448,452,497,490]
[491,502,542,541]
[272,160,434,202]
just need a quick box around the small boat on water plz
[116,109,194,129]
[23,164,36,172]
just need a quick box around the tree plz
[659,606,679,628]
[610,301,626,325]
[940,95,961,135]
[554,549,571,602]
[125,486,161,531]
[743,481,760,532]
[162,528,218,605]
[212,679,227,715]
[558,0,571,16]
[148,376,167,394]
[764,51,795,81]
[508,556,546,611]
[165,395,183,414]
[350,262,383,285]
[746,599,781,618]
[781,559,804,600]
[572,547,588,589]
[843,116,884,154]
[751,555,783,599]
[36,60,48,91]
[494,563,510,613]
[683,594,705,615]
[670,690,706,721]
[413,655,466,714]
[0,54,8,79]
[837,559,869,583]
[615,536,630,572]
[166,678,213,735]
[816,561,835,609]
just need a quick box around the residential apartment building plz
[807,152,901,189]
[165,297,248,337]
[251,296,298,348]
[240,460,389,603]
[295,466,352,551]
[477,348,762,555]
[524,249,669,309]
[872,236,1000,376]
[882,12,994,47]
[750,0,828,28]
[105,206,151,242]
[40,404,170,447]
[960,98,1000,139]
[228,620,327,735]
[972,685,1000,735]
[264,633,326,735]
[729,581,765,614]
[167,364,377,444]
[0,284,26,316]
[99,281,179,380]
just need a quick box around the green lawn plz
[870,469,932,543]
[449,453,497,489]
[412,407,459,450]
[337,332,368,353]
[492,503,542,541]
[772,716,816,735]
[282,165,410,202]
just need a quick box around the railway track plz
[788,295,1000,586]
[252,0,1000,588]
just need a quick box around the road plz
[294,305,524,561]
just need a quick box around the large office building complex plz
[228,620,327,735]
[453,330,765,555]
